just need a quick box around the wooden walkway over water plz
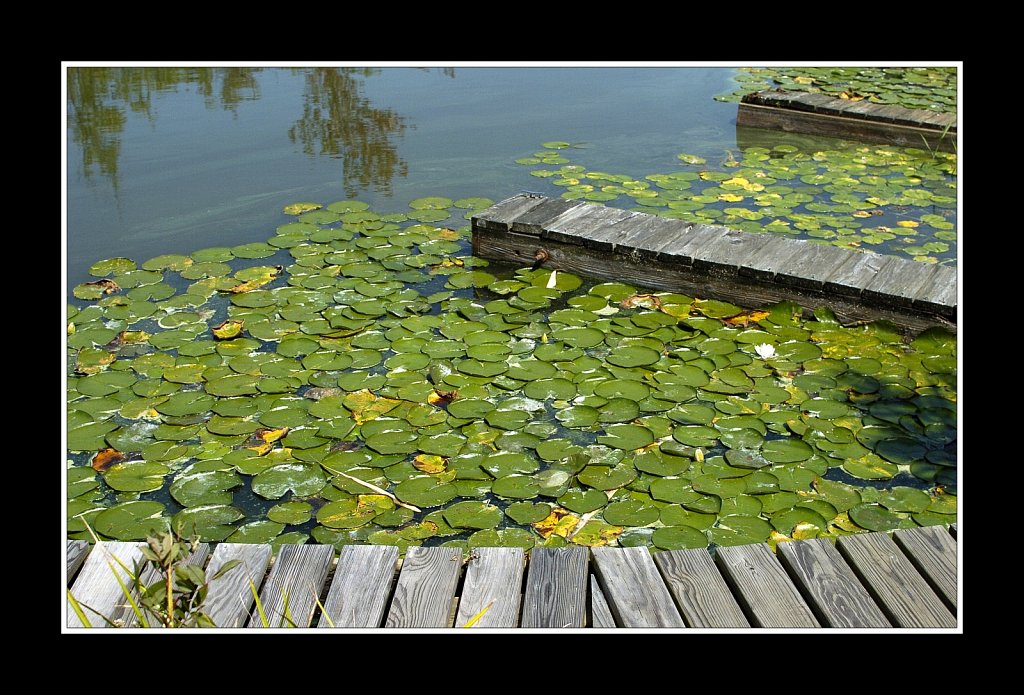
[737,90,957,152]
[66,525,957,629]
[472,195,956,332]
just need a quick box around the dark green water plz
[66,66,741,288]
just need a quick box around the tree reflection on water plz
[65,66,450,197]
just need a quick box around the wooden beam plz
[521,547,588,628]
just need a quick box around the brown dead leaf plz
[91,447,126,472]
[82,279,120,295]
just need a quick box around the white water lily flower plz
[546,270,558,289]
[754,343,776,359]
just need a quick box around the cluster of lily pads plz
[517,140,956,264]
[715,67,958,114]
[67,196,957,552]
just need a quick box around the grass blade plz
[66,590,94,628]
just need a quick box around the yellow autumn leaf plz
[828,512,862,533]
[896,220,920,228]
[722,309,770,327]
[793,76,814,85]
[766,530,792,552]
[839,91,864,101]
[212,319,244,340]
[413,454,447,474]
[343,389,402,425]
[852,210,873,218]
[246,441,273,456]
[532,508,581,539]
[433,227,460,240]
[282,202,321,215]
[718,193,744,202]
[723,176,750,187]
[792,522,822,540]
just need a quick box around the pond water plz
[67,67,742,288]
[65,66,958,552]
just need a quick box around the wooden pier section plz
[471,195,956,332]
[66,525,958,629]
[737,90,957,152]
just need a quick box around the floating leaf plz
[251,463,326,499]
[173,504,244,541]
[443,501,503,529]
[652,525,708,550]
[103,460,170,492]
[94,501,169,541]
[849,503,904,532]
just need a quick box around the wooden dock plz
[66,525,958,629]
[736,90,957,152]
[471,195,956,332]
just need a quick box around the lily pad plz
[93,501,169,541]
[491,474,541,499]
[849,503,904,532]
[251,463,327,499]
[394,476,458,507]
[169,469,242,507]
[603,500,659,527]
[652,525,709,550]
[577,465,637,491]
[267,501,313,525]
[468,528,536,549]
[173,504,244,541]
[878,487,931,513]
[597,424,654,450]
[103,460,170,492]
[442,501,503,529]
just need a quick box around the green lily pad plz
[597,424,654,450]
[878,487,931,513]
[577,465,637,491]
[226,520,285,544]
[442,501,503,529]
[173,504,245,541]
[652,525,709,550]
[842,453,899,480]
[267,501,313,525]
[93,501,169,541]
[603,500,659,527]
[812,478,862,512]
[558,489,608,514]
[761,438,814,463]
[771,507,829,534]
[468,528,536,549]
[103,460,170,492]
[394,476,458,507]
[251,463,327,499]
[555,405,600,428]
[597,398,641,424]
[524,378,577,400]
[506,501,553,524]
[491,475,541,499]
[849,503,904,532]
[169,469,242,507]
[710,515,774,546]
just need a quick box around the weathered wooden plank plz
[653,548,750,628]
[247,544,333,628]
[654,224,729,264]
[543,199,602,233]
[623,218,696,263]
[318,545,398,628]
[912,264,958,316]
[521,546,588,628]
[202,543,272,628]
[691,228,777,276]
[837,532,956,628]
[716,543,820,628]
[777,538,891,628]
[737,103,956,152]
[862,258,944,309]
[592,547,685,627]
[472,194,549,232]
[737,238,807,282]
[589,574,617,628]
[544,205,633,245]
[455,547,526,628]
[473,226,951,333]
[67,540,91,582]
[119,542,211,628]
[67,541,145,628]
[583,212,660,252]
[510,198,586,235]
[823,252,896,298]
[386,546,463,628]
[893,527,957,612]
[772,241,854,291]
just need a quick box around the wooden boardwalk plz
[471,195,956,332]
[66,525,957,629]
[737,90,957,152]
